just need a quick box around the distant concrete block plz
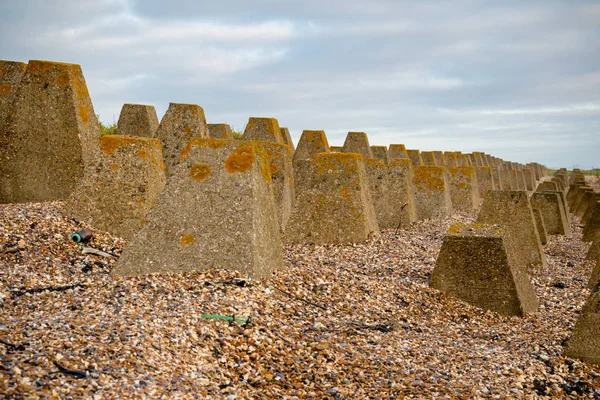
[433,151,445,166]
[477,190,546,267]
[342,132,373,159]
[564,290,600,366]
[0,60,101,203]
[573,187,593,213]
[292,130,330,193]
[472,152,486,167]
[492,168,503,190]
[115,104,159,137]
[421,151,437,166]
[370,146,390,163]
[0,60,27,128]
[430,223,539,316]
[582,197,600,225]
[155,103,209,176]
[208,123,234,139]
[531,192,571,236]
[551,177,566,192]
[364,158,417,229]
[515,170,527,191]
[532,208,547,245]
[583,203,600,243]
[499,170,518,190]
[114,138,283,277]
[444,152,458,167]
[447,166,480,211]
[242,117,283,143]
[523,168,536,191]
[330,146,342,152]
[412,166,453,220]
[389,144,409,160]
[536,181,559,192]
[407,149,423,168]
[284,152,379,244]
[279,127,294,150]
[65,135,166,239]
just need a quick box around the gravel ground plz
[1,198,599,399]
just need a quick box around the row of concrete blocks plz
[430,173,599,366]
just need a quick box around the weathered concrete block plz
[472,152,486,167]
[533,208,547,245]
[284,152,378,244]
[342,132,373,159]
[412,166,453,220]
[330,146,342,152]
[588,256,600,290]
[456,153,470,167]
[155,103,208,177]
[588,238,600,261]
[443,152,458,167]
[65,135,166,239]
[492,168,503,190]
[292,130,330,194]
[567,184,584,207]
[576,191,596,219]
[475,166,495,201]
[515,170,527,191]
[524,168,536,191]
[364,158,417,229]
[477,190,546,267]
[583,197,600,225]
[447,166,480,211]
[370,146,390,163]
[0,60,100,203]
[551,177,566,193]
[421,151,437,166]
[499,170,518,190]
[208,123,233,139]
[433,151,445,166]
[583,203,600,243]
[0,60,27,129]
[531,192,571,236]
[242,117,283,143]
[279,127,294,150]
[407,149,423,168]
[536,181,559,192]
[564,290,600,366]
[114,104,159,138]
[114,138,283,277]
[241,139,294,232]
[389,144,409,160]
[430,223,539,316]
[573,187,593,213]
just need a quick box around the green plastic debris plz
[201,314,250,324]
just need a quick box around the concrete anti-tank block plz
[115,104,159,137]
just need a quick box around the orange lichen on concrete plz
[78,104,89,125]
[180,138,228,159]
[189,163,211,181]
[99,135,159,155]
[413,166,445,191]
[56,72,70,88]
[315,152,361,175]
[225,145,256,174]
[110,164,119,172]
[136,149,148,159]
[0,84,10,95]
[180,234,195,247]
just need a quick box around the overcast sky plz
[1,0,599,168]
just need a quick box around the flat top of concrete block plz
[242,117,283,143]
[447,222,505,237]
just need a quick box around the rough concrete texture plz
[443,152,458,167]
[433,151,445,166]
[341,132,373,159]
[564,289,600,366]
[430,223,539,316]
[524,168,536,191]
[114,104,159,138]
[477,190,546,267]
[536,181,559,192]
[527,163,541,180]
[515,170,527,191]
[472,152,486,167]
[573,187,593,213]
[330,146,342,152]
[467,154,477,167]
[284,152,379,244]
[0,60,27,129]
[447,166,480,211]
[551,177,566,193]
[241,117,283,144]
[240,139,294,232]
[588,256,600,290]
[407,149,423,168]
[588,238,600,261]
[533,208,548,245]
[292,130,330,194]
[412,166,453,220]
[279,127,294,150]
[154,103,209,177]
[208,123,233,139]
[114,138,283,278]
[583,204,600,243]
[421,151,437,166]
[475,166,495,201]
[0,60,101,204]
[364,158,417,229]
[456,154,470,167]
[492,168,503,190]
[64,135,166,239]
[370,146,390,163]
[531,192,571,236]
[583,197,600,225]
[499,170,518,190]
[567,184,584,207]
[389,144,409,160]
[576,191,596,219]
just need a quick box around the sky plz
[1,0,599,168]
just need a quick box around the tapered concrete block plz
[430,223,539,316]
[447,166,480,211]
[412,166,453,220]
[342,132,373,159]
[208,123,234,139]
[279,127,294,150]
[284,152,378,244]
[65,135,166,239]
[115,104,159,137]
[583,204,600,243]
[564,290,600,366]
[492,168,503,190]
[292,130,330,194]
[573,187,593,213]
[477,190,546,267]
[583,197,600,226]
[523,168,536,191]
[499,170,518,190]
[533,209,547,245]
[114,138,283,278]
[0,60,27,128]
[576,191,596,219]
[242,117,283,144]
[364,158,417,229]
[389,144,409,160]
[330,146,342,152]
[155,103,209,177]
[421,151,437,166]
[433,151,445,166]
[536,181,559,192]
[407,150,422,168]
[0,60,100,203]
[475,166,495,202]
[370,146,390,163]
[531,192,571,236]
